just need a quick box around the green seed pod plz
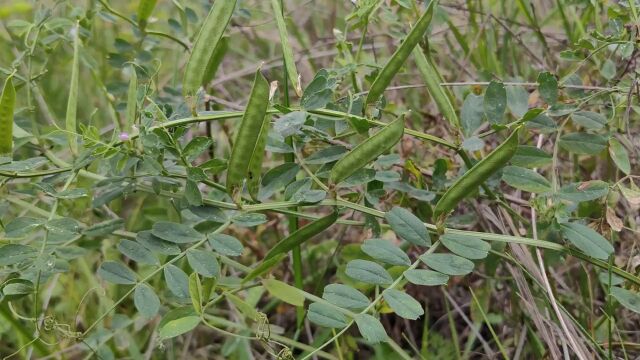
[264,211,338,261]
[433,127,521,220]
[365,0,437,105]
[330,114,405,185]
[183,0,236,101]
[137,0,158,30]
[226,69,270,198]
[0,75,15,156]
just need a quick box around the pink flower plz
[119,132,130,141]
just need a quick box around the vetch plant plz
[0,0,638,359]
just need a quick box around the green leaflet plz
[611,287,640,314]
[558,180,609,202]
[404,269,449,286]
[66,23,80,155]
[186,249,219,278]
[609,138,630,175]
[263,278,305,306]
[183,0,236,100]
[137,0,158,30]
[307,302,347,328]
[433,127,520,220]
[420,253,474,276]
[329,114,404,185]
[511,145,552,168]
[322,284,370,310]
[345,259,393,285]
[117,239,159,265]
[501,166,552,193]
[413,44,459,128]
[270,0,302,97]
[226,69,270,198]
[158,307,200,339]
[560,222,613,260]
[164,264,190,298]
[365,0,437,105]
[0,244,37,266]
[537,71,558,105]
[385,206,431,247]
[264,211,337,260]
[98,261,137,284]
[151,221,205,243]
[0,75,15,156]
[354,313,388,343]
[188,273,203,314]
[558,132,607,155]
[483,80,507,124]
[361,238,411,266]
[382,289,424,320]
[134,283,160,318]
[440,233,490,260]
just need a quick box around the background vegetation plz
[0,0,639,358]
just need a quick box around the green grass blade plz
[413,44,459,128]
[271,0,302,97]
[66,23,80,156]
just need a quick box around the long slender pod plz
[0,75,15,157]
[433,127,521,221]
[246,113,271,201]
[201,36,229,88]
[183,0,236,104]
[264,211,338,261]
[137,0,158,30]
[365,0,437,105]
[226,69,270,199]
[330,114,405,185]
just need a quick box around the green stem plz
[279,0,305,328]
[301,242,441,360]
[82,221,232,336]
[202,314,339,360]
[39,148,640,289]
[0,304,48,355]
[96,0,189,50]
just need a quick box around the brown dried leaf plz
[619,185,640,207]
[606,207,623,232]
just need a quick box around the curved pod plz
[226,69,270,197]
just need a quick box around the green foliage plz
[0,0,638,358]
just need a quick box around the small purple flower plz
[119,132,130,141]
